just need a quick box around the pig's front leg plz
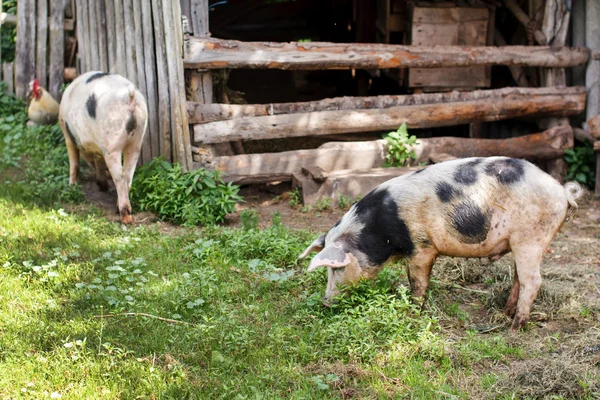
[405,247,438,307]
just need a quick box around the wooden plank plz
[151,0,172,161]
[114,0,127,76]
[75,0,84,71]
[190,0,208,36]
[141,0,160,159]
[163,0,192,170]
[293,167,421,206]
[80,0,92,72]
[2,62,15,94]
[188,87,583,124]
[184,38,590,70]
[87,0,100,70]
[201,127,573,184]
[104,0,117,73]
[15,0,35,99]
[132,0,150,164]
[36,0,48,88]
[95,0,108,71]
[123,0,138,82]
[49,0,65,100]
[409,6,489,88]
[193,87,586,144]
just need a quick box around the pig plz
[299,157,584,330]
[59,71,148,224]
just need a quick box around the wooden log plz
[193,87,586,144]
[36,0,48,88]
[189,87,579,124]
[151,0,172,161]
[104,0,117,73]
[573,128,595,143]
[163,0,193,170]
[15,0,35,99]
[504,0,547,45]
[95,0,108,72]
[141,0,160,159]
[2,62,14,94]
[48,0,65,101]
[198,127,571,184]
[183,37,589,70]
[293,167,421,206]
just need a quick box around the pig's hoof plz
[504,306,517,318]
[121,214,133,225]
[510,316,528,331]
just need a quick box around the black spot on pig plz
[414,167,427,175]
[453,158,482,186]
[353,188,414,265]
[126,112,136,133]
[65,122,78,145]
[86,94,97,119]
[485,158,525,184]
[435,182,461,203]
[86,72,111,84]
[450,200,491,244]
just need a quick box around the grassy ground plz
[1,90,599,399]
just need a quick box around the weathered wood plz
[2,62,14,94]
[293,167,421,206]
[587,115,600,140]
[163,0,192,170]
[184,37,589,70]
[494,28,529,87]
[49,0,65,101]
[131,0,149,164]
[193,87,586,144]
[196,140,387,184]
[151,0,172,161]
[123,0,137,81]
[75,0,85,71]
[95,0,108,71]
[104,0,117,73]
[114,0,127,76]
[410,126,573,162]
[36,0,48,88]
[504,0,547,45]
[80,0,92,71]
[188,87,584,124]
[190,0,208,36]
[198,127,571,184]
[141,0,160,159]
[15,0,35,99]
[87,0,100,70]
[573,128,595,143]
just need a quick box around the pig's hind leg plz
[405,248,438,307]
[504,262,519,317]
[509,239,548,330]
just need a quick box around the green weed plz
[383,123,418,167]
[564,145,596,189]
[288,187,302,208]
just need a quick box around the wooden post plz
[36,0,48,88]
[504,0,547,45]
[114,0,127,76]
[49,0,65,101]
[151,0,172,161]
[2,62,14,94]
[123,0,138,82]
[95,0,108,72]
[87,0,99,70]
[15,0,35,99]
[141,0,160,160]
[104,0,117,73]
[133,0,150,164]
[80,0,92,72]
[75,0,84,72]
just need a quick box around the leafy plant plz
[240,209,259,230]
[314,197,331,211]
[564,145,596,189]
[0,1,17,62]
[337,194,355,210]
[288,188,302,208]
[130,158,242,226]
[383,123,418,167]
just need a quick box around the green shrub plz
[383,123,418,167]
[130,158,242,226]
[0,1,17,63]
[564,145,596,189]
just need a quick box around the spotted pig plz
[299,157,584,330]
[59,71,148,224]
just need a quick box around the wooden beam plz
[15,0,35,99]
[198,127,573,184]
[36,0,48,88]
[183,37,589,70]
[49,0,65,101]
[193,87,586,144]
[2,62,15,94]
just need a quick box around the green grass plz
[1,89,598,398]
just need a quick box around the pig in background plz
[300,157,584,330]
[59,71,148,224]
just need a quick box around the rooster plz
[27,79,60,127]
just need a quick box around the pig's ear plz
[298,234,326,260]
[307,243,352,272]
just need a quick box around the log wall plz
[73,0,192,169]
